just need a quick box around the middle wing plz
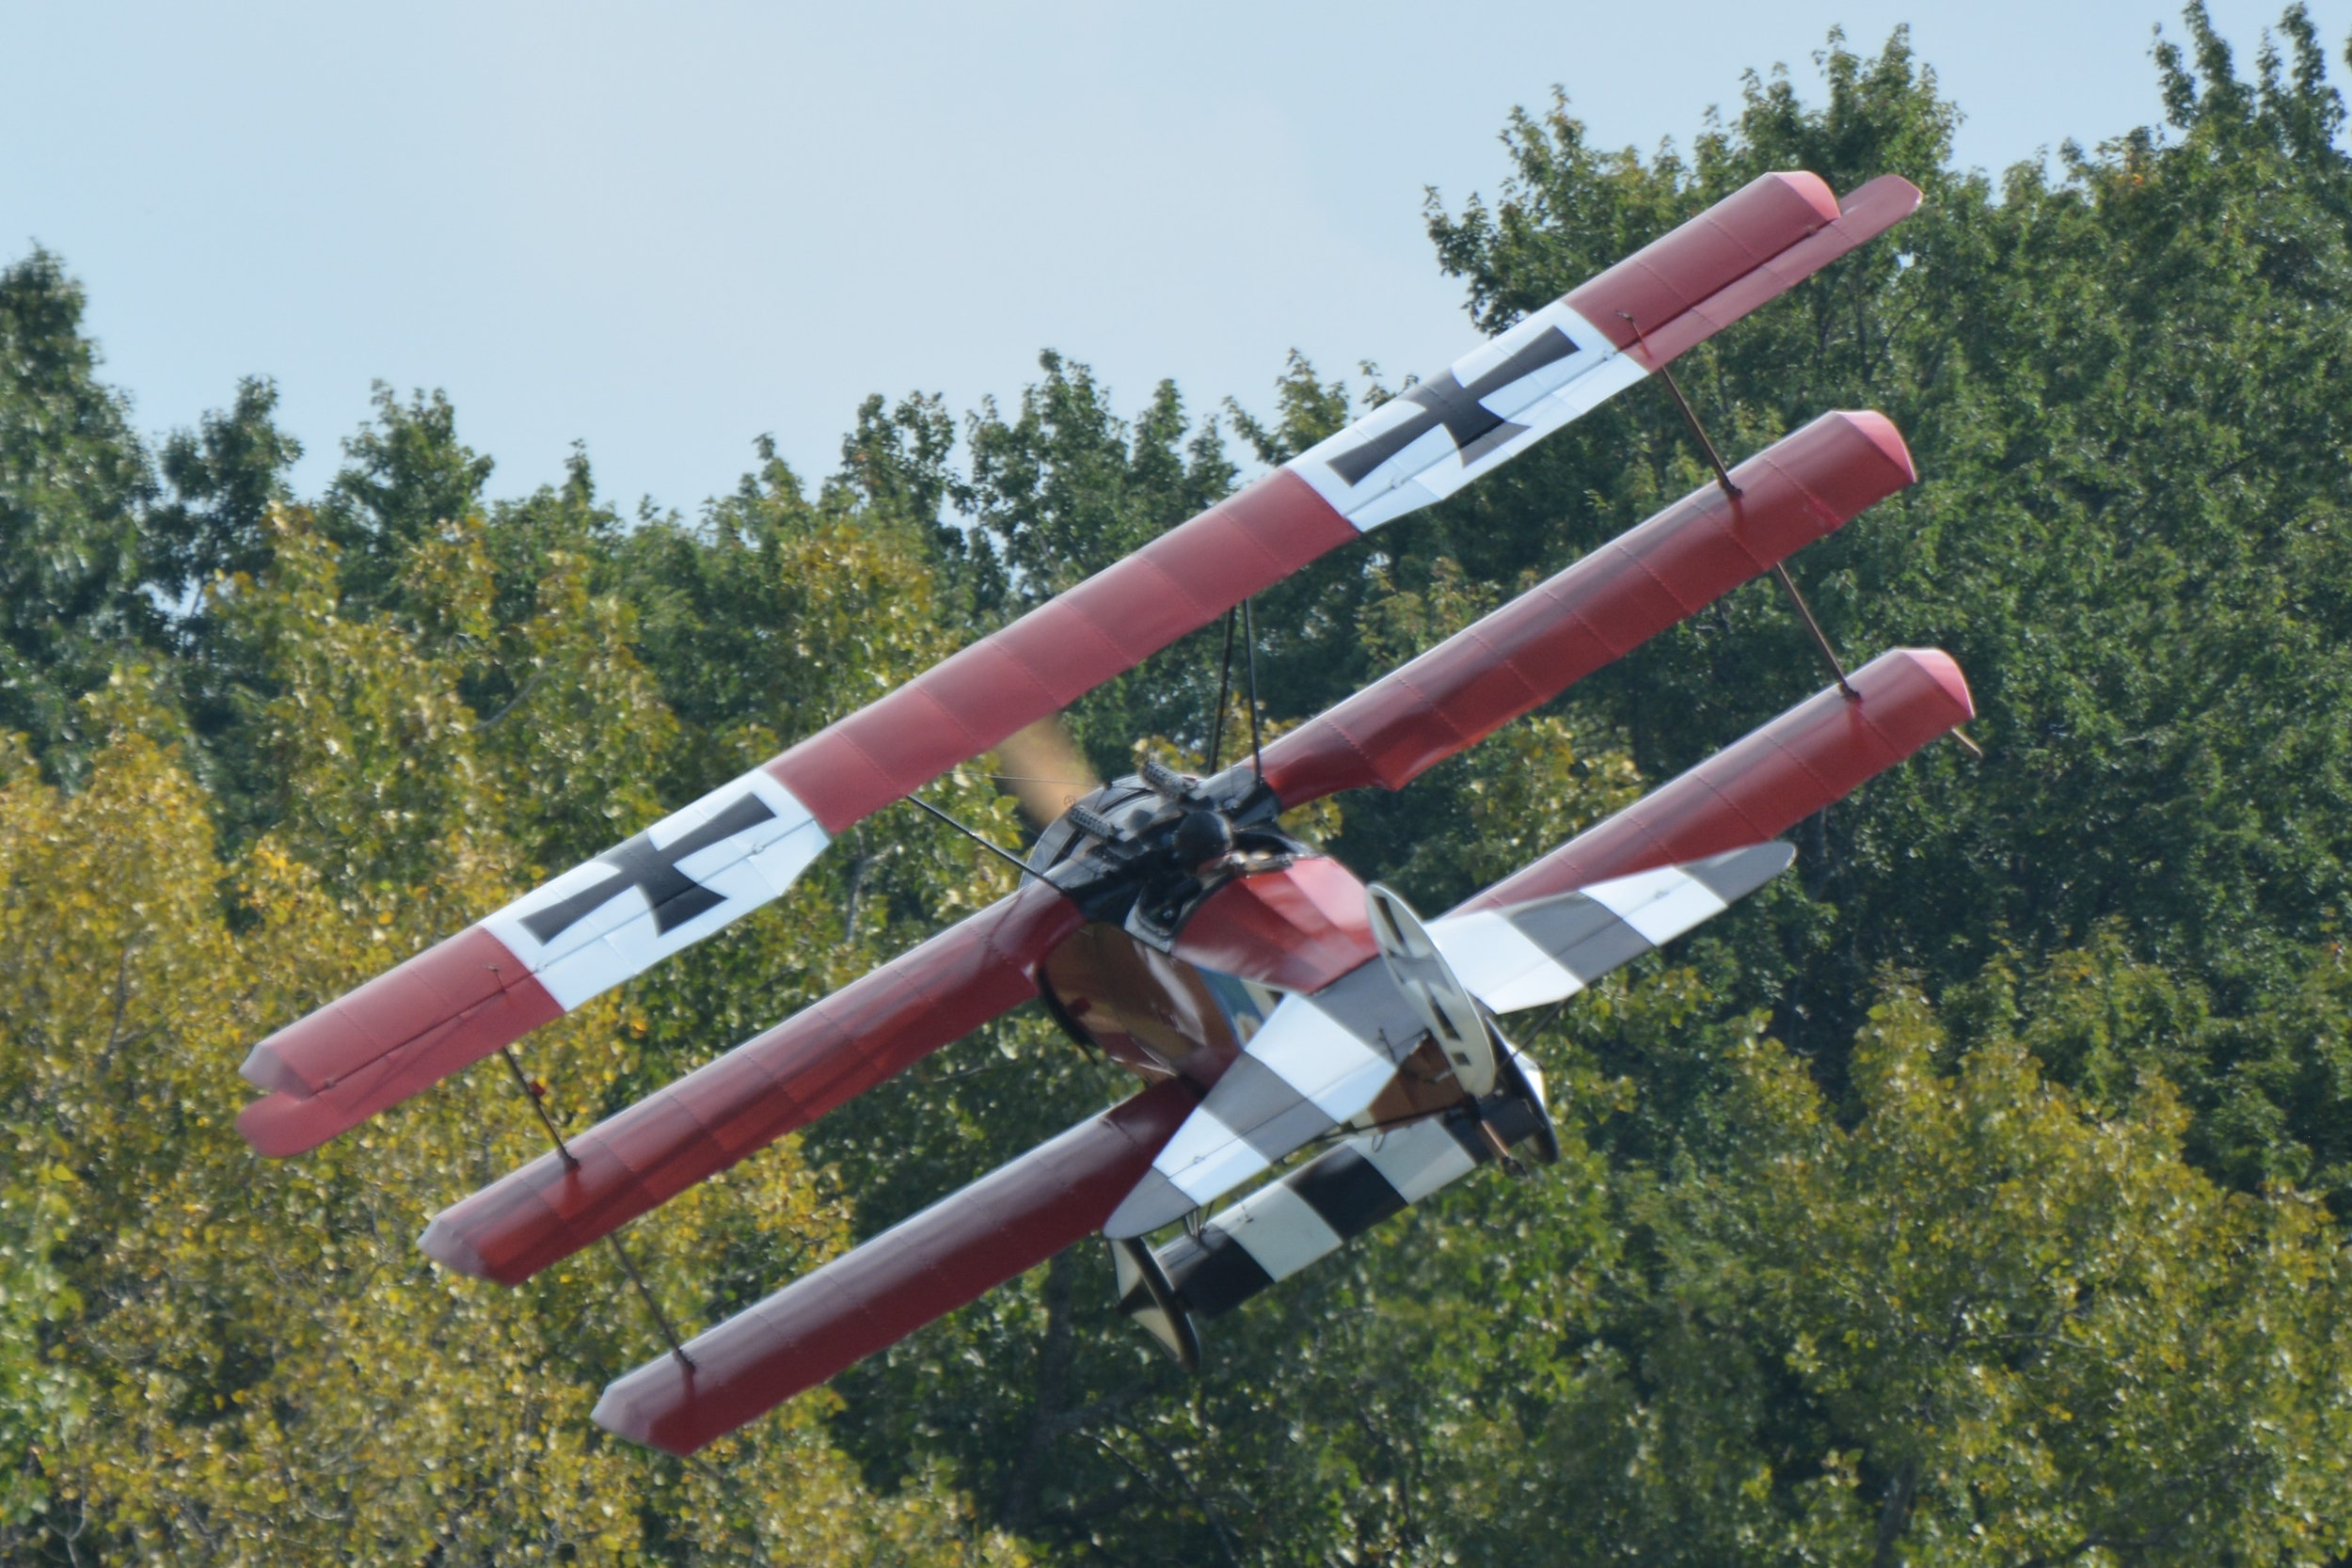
[1102,846,1792,1239]
[418,879,1082,1284]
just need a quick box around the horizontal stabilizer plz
[1428,844,1793,1014]
[1153,1053,1553,1327]
[1161,1116,1477,1319]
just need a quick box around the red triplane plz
[236,169,1971,1454]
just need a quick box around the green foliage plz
[0,1148,84,1542]
[1438,984,2352,1566]
[0,252,155,766]
[144,376,304,604]
[6,7,2352,1563]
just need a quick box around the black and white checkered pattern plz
[1424,843,1792,1012]
[1104,846,1790,1240]
[1152,1110,1485,1317]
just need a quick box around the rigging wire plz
[497,1045,696,1372]
[1618,306,1858,702]
[1243,598,1264,783]
[904,791,1037,880]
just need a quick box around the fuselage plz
[1025,768,1476,1129]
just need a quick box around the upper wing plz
[238,170,1919,1155]
[1288,175,1916,529]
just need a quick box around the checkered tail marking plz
[1103,846,1789,1240]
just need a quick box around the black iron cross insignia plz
[521,793,779,944]
[1324,325,1581,487]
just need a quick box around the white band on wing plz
[1288,303,1645,531]
[481,768,829,1010]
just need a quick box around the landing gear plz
[1110,1235,1200,1372]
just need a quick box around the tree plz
[144,376,304,605]
[0,252,154,769]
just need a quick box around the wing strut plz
[1627,304,1858,702]
[1205,608,1237,772]
[494,1044,695,1372]
[1243,596,1264,783]
[900,793,1037,879]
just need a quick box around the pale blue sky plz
[5,1,2343,515]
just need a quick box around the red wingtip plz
[1885,646,1977,725]
[1827,409,1918,489]
[1763,169,1844,227]
[1569,170,1852,354]
[237,1038,310,1099]
[590,1377,675,1452]
[1842,172,1926,221]
[417,1214,494,1280]
[236,1089,340,1160]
